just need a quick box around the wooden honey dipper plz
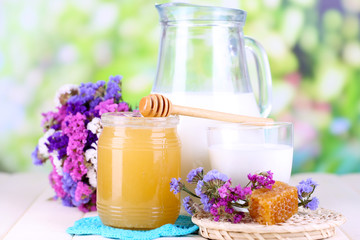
[139,94,273,124]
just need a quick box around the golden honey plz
[249,181,298,225]
[97,112,181,229]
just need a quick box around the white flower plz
[87,166,97,188]
[87,117,102,137]
[38,129,55,158]
[50,152,63,176]
[54,84,78,107]
[85,147,97,170]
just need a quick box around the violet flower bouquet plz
[171,168,319,223]
[32,75,132,212]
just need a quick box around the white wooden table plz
[0,172,359,240]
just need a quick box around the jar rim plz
[101,112,179,127]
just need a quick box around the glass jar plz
[97,112,181,229]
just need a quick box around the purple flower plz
[66,80,106,115]
[235,185,252,199]
[297,178,319,210]
[41,111,61,131]
[117,102,130,112]
[210,204,219,216]
[187,167,203,183]
[62,173,93,207]
[200,193,212,212]
[66,100,87,115]
[306,197,319,210]
[297,183,313,199]
[218,181,231,198]
[94,98,118,115]
[62,113,88,181]
[299,178,319,187]
[84,130,98,151]
[61,195,74,207]
[219,180,252,201]
[247,171,275,190]
[74,182,93,204]
[89,97,102,109]
[203,169,229,183]
[46,131,69,160]
[170,178,182,194]
[31,146,43,165]
[105,75,122,101]
[297,178,318,200]
[183,196,195,215]
[72,81,106,104]
[62,173,76,193]
[208,179,252,223]
[51,123,61,131]
[233,214,243,223]
[34,75,132,213]
[195,180,204,196]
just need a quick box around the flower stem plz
[182,186,199,198]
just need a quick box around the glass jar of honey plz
[97,112,181,229]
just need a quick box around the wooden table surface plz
[0,172,359,240]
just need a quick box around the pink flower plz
[94,98,130,115]
[78,193,97,212]
[218,181,231,198]
[62,113,88,181]
[118,102,129,112]
[95,99,118,115]
[75,182,93,202]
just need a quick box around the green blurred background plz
[0,0,359,173]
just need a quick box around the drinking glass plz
[207,122,293,186]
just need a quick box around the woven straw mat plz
[192,208,346,240]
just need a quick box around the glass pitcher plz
[152,3,272,179]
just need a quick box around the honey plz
[249,181,298,225]
[97,112,181,229]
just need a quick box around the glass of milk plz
[207,122,293,187]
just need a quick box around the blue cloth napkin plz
[67,215,199,240]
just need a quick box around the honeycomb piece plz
[249,181,298,225]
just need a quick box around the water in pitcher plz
[162,92,261,178]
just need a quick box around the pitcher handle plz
[244,36,272,118]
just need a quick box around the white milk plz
[158,92,261,182]
[209,143,293,186]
